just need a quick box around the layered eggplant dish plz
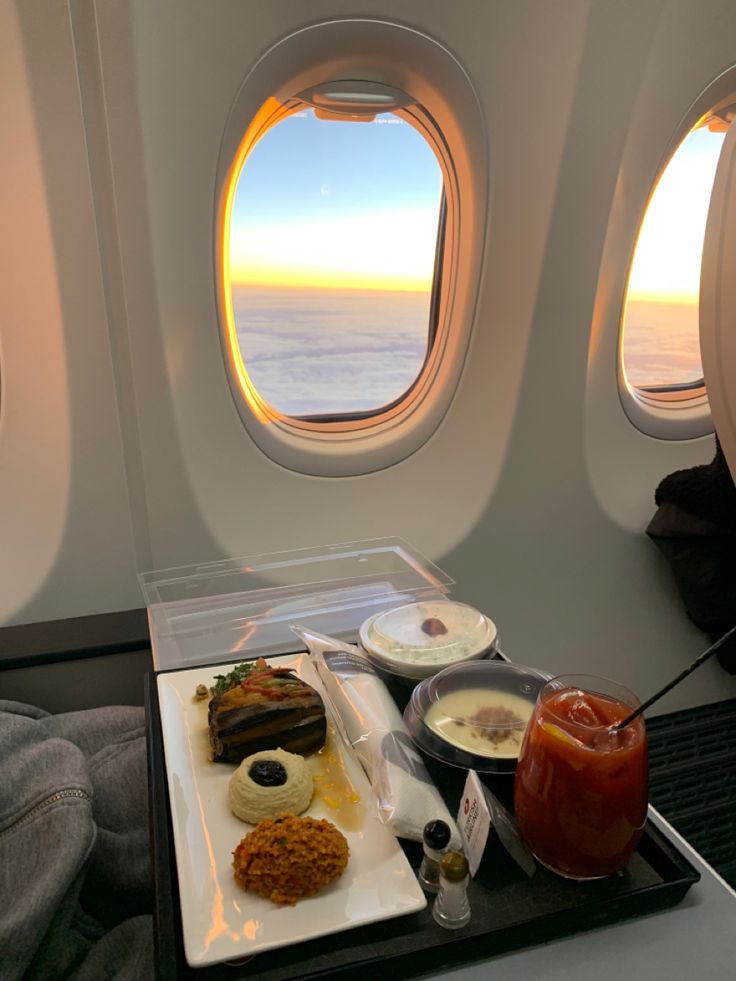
[206,657,327,762]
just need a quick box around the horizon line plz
[627,290,698,304]
[230,279,432,294]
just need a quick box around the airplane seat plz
[700,112,736,493]
[656,111,736,673]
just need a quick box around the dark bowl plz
[403,659,552,773]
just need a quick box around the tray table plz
[144,655,700,981]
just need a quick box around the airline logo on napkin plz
[458,769,492,877]
[322,650,375,675]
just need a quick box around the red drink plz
[514,676,648,879]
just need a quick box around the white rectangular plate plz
[157,655,427,967]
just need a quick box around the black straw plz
[614,621,736,731]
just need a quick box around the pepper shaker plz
[432,851,471,930]
[418,819,452,893]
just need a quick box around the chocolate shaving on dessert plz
[468,705,525,746]
[421,617,448,637]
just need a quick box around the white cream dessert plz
[424,688,534,757]
[229,748,314,824]
[361,601,496,675]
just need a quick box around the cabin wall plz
[1,0,142,625]
[3,0,736,712]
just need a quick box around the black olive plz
[249,760,288,787]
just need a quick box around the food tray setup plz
[145,650,701,981]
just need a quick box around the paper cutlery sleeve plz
[292,625,461,848]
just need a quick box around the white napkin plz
[292,624,461,849]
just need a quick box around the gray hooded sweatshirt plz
[0,700,154,980]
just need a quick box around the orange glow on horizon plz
[229,203,440,296]
[230,271,432,293]
[626,290,698,305]
[625,120,725,309]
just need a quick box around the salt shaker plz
[432,851,471,930]
[418,819,452,893]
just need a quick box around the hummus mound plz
[229,748,313,825]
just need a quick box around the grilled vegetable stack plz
[208,658,327,764]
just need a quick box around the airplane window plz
[215,24,487,476]
[224,107,444,420]
[621,109,731,403]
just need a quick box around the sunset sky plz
[231,109,725,301]
[228,109,443,292]
[626,124,725,304]
[226,104,728,398]
[622,122,726,386]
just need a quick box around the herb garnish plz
[208,661,257,698]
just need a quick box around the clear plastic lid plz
[358,600,497,680]
[404,659,552,772]
[138,538,454,671]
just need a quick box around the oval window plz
[214,21,488,476]
[621,104,733,410]
[226,104,444,420]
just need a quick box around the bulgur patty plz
[232,813,349,905]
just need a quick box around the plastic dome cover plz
[360,600,497,676]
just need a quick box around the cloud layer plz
[234,285,432,415]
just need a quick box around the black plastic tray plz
[145,660,700,981]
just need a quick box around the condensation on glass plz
[226,104,445,420]
[620,105,733,402]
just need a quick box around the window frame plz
[618,80,736,441]
[213,19,488,476]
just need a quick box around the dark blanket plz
[647,436,736,673]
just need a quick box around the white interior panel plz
[0,0,139,624]
[2,0,736,712]
[93,0,586,566]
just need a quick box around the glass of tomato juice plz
[513,674,648,880]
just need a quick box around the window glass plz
[621,115,728,395]
[228,109,444,418]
